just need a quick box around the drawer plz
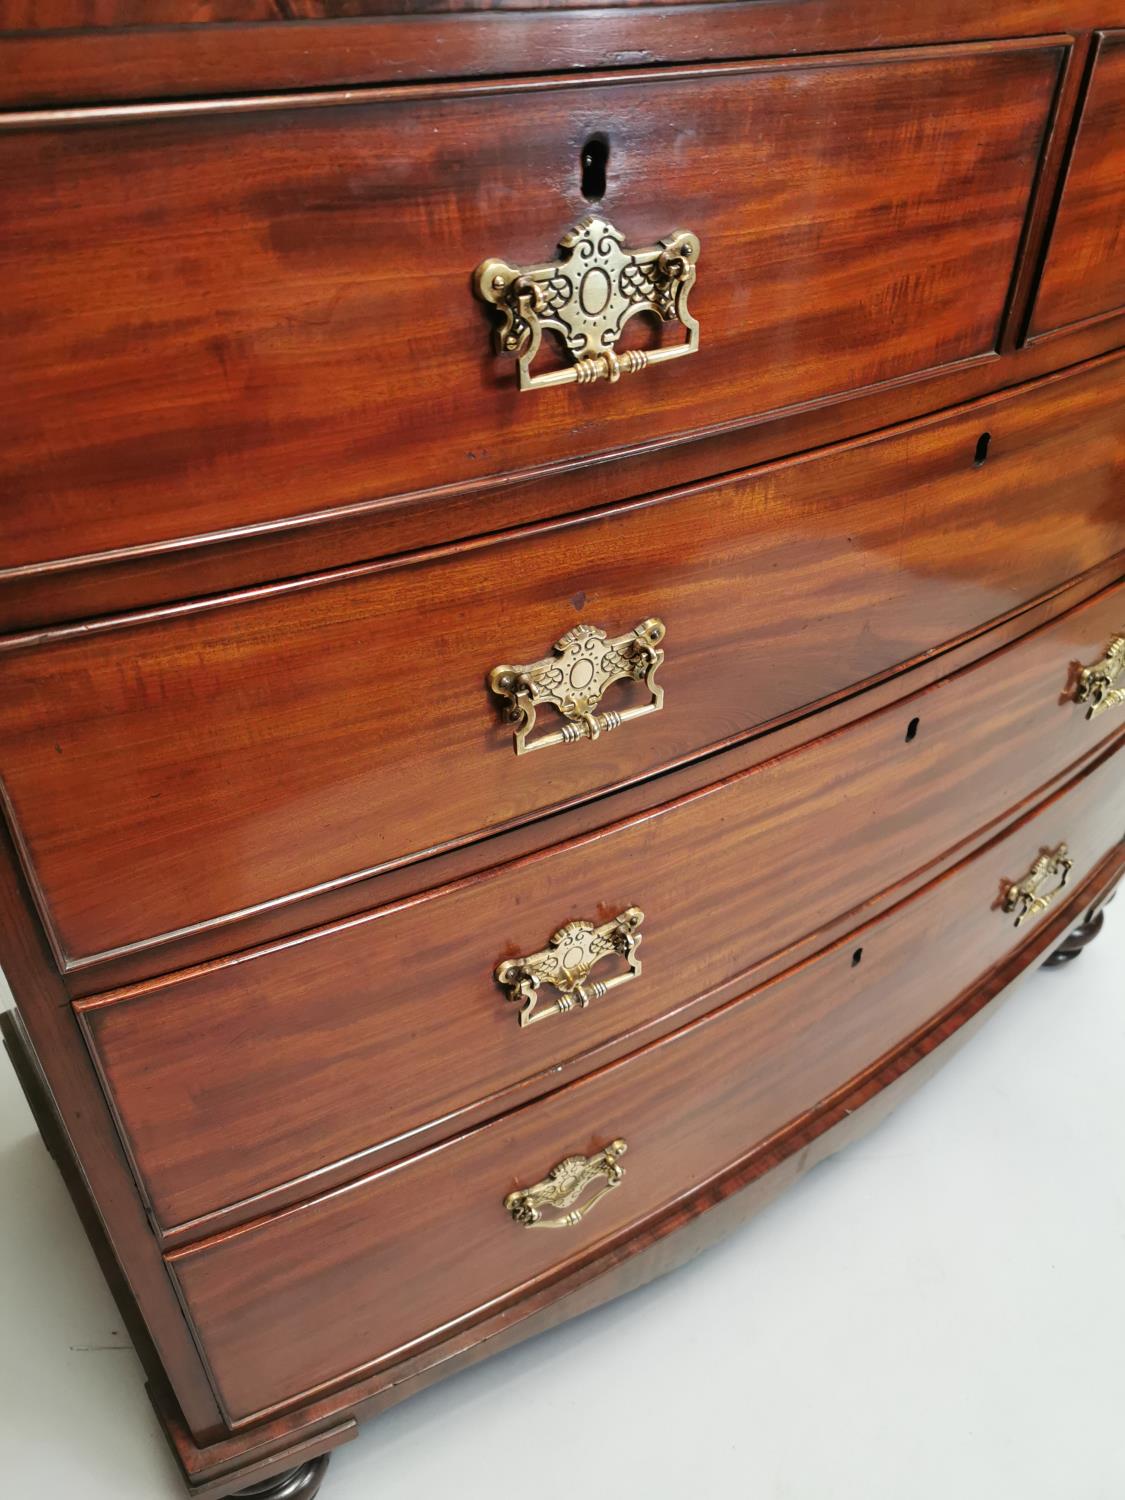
[166,744,1125,1427]
[0,40,1061,572]
[6,357,1125,969]
[1028,31,1125,339]
[78,581,1125,1232]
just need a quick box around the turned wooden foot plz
[1043,904,1108,967]
[233,1455,332,1499]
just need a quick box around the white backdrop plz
[1,906,1122,1500]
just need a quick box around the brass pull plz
[475,215,699,393]
[505,1140,628,1229]
[1003,843,1073,927]
[1076,635,1125,719]
[489,618,665,756]
[496,907,643,1028]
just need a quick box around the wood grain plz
[0,43,1060,573]
[0,3,1117,109]
[77,582,1125,1233]
[15,836,1124,1493]
[166,742,1125,1427]
[7,337,1125,636]
[0,1,281,24]
[1029,31,1125,337]
[0,6,1120,1490]
[0,834,227,1442]
[5,356,1124,971]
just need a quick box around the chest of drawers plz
[1,4,1123,1496]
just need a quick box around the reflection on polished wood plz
[0,4,1123,1496]
[77,582,1125,1235]
[0,43,1059,572]
[3,358,1124,971]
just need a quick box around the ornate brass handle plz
[496,907,643,1027]
[505,1140,628,1229]
[489,618,665,755]
[475,215,699,392]
[1003,843,1073,927]
[1076,635,1125,719]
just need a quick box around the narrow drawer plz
[0,40,1061,573]
[7,356,1125,969]
[166,744,1125,1427]
[1028,31,1125,339]
[78,581,1125,1232]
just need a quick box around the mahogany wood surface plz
[0,43,1060,576]
[4,358,1124,973]
[0,5,1123,1492]
[1029,31,1125,338]
[166,744,1125,1427]
[7,337,1125,635]
[1042,901,1107,963]
[230,1457,332,1499]
[0,1,282,22]
[12,844,1123,1495]
[43,560,1119,1001]
[0,829,228,1442]
[1,2,1123,109]
[77,583,1125,1235]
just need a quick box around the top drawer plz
[0,40,1061,572]
[1028,31,1125,339]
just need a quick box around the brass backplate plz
[476,215,700,392]
[489,618,665,756]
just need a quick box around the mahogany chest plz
[1,4,1122,1495]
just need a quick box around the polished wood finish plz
[36,561,1119,1000]
[232,1457,332,1499]
[1029,31,1125,338]
[1043,902,1106,962]
[13,847,1124,1494]
[78,582,1125,1234]
[6,327,1125,637]
[1,7,1124,1496]
[5,356,1124,972]
[0,835,228,1443]
[1,2,1122,108]
[166,745,1125,1426]
[0,43,1060,576]
[1042,879,1118,964]
[4,1001,359,1492]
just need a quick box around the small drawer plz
[165,744,1125,1427]
[6,355,1125,969]
[78,580,1125,1232]
[1027,31,1125,339]
[0,40,1061,573]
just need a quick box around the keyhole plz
[905,717,920,743]
[581,135,609,202]
[852,947,864,967]
[974,431,991,467]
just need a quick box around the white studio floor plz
[1,910,1122,1500]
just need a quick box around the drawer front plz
[7,357,1125,969]
[0,41,1060,572]
[1029,31,1125,338]
[79,581,1125,1231]
[167,745,1125,1426]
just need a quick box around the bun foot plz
[233,1455,332,1499]
[1043,903,1107,968]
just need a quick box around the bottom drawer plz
[168,738,1125,1426]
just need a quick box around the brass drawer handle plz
[489,618,665,756]
[1076,634,1125,719]
[1003,843,1073,927]
[496,907,644,1028]
[475,215,699,393]
[505,1140,628,1230]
